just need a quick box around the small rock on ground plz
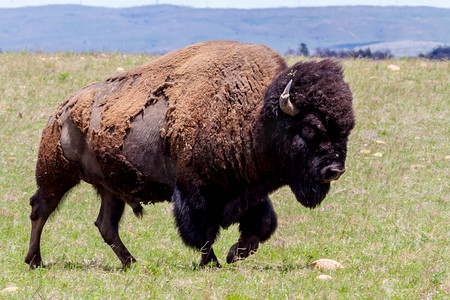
[2,287,19,293]
[311,259,344,271]
[317,274,333,280]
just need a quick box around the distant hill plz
[0,5,449,56]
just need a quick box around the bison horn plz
[279,79,300,116]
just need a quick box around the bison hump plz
[162,41,287,184]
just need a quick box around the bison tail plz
[132,204,144,218]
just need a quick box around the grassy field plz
[0,52,448,299]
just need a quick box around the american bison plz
[25,40,355,268]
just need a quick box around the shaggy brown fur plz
[101,41,283,151]
[34,118,80,196]
[163,41,287,185]
[65,40,286,181]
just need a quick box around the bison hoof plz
[226,241,259,264]
[28,262,43,270]
[199,260,222,269]
[25,254,42,270]
[199,248,221,268]
[227,242,244,264]
[121,256,137,269]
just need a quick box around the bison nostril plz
[321,164,346,183]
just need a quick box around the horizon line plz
[1,3,449,9]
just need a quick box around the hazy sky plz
[1,0,449,8]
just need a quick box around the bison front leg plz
[172,186,221,268]
[95,186,136,268]
[25,187,72,269]
[227,196,278,264]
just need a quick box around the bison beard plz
[25,41,354,269]
[289,177,331,208]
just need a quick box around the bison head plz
[262,59,355,208]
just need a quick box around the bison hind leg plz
[25,181,80,269]
[227,196,278,264]
[94,186,136,268]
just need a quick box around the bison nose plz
[320,164,346,183]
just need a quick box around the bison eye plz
[301,125,315,140]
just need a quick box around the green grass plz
[0,53,448,299]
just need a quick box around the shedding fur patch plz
[91,76,172,150]
[66,41,287,166]
[69,89,95,133]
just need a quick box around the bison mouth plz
[289,176,331,209]
[288,162,346,208]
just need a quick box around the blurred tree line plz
[419,46,450,60]
[286,43,450,60]
[314,47,393,59]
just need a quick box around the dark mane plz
[262,59,353,130]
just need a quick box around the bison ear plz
[279,79,300,116]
